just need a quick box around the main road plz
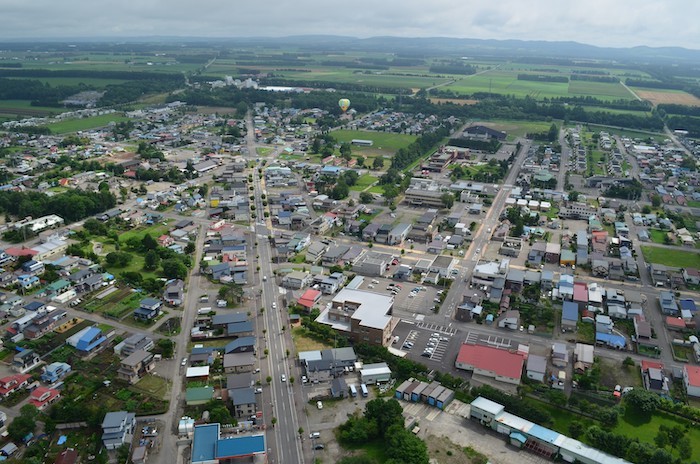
[439,138,531,321]
[245,113,305,464]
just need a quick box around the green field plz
[0,99,67,117]
[349,173,378,192]
[48,113,131,134]
[271,68,449,90]
[641,245,700,268]
[8,76,128,87]
[332,129,417,151]
[443,69,635,101]
[580,105,651,116]
[473,119,561,140]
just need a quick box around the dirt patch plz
[598,358,643,390]
[429,98,479,106]
[635,89,700,106]
[428,435,488,464]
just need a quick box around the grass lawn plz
[292,327,333,351]
[118,224,169,244]
[649,229,672,245]
[256,147,273,156]
[688,200,700,208]
[545,206,560,220]
[641,246,700,268]
[47,113,131,134]
[349,173,378,192]
[332,129,417,152]
[290,253,306,264]
[342,440,389,463]
[367,185,385,194]
[616,408,700,462]
[132,374,170,400]
[476,119,561,141]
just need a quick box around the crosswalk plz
[416,321,455,336]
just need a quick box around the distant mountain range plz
[3,35,700,65]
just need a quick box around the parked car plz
[317,401,323,410]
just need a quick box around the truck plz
[349,384,358,397]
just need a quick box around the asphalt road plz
[245,113,305,464]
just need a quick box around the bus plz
[349,384,358,397]
[360,384,369,397]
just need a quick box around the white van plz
[197,307,212,315]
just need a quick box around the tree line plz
[0,188,115,224]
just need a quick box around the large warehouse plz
[470,397,631,464]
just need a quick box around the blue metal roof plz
[191,424,219,463]
[528,424,560,444]
[596,332,626,348]
[510,432,527,443]
[215,434,265,459]
[562,301,579,322]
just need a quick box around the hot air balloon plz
[338,98,350,113]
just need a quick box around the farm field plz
[567,80,634,99]
[0,99,67,117]
[270,68,450,90]
[632,88,700,106]
[7,76,128,87]
[47,113,132,134]
[641,245,700,268]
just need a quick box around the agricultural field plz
[632,88,700,106]
[7,76,128,87]
[0,99,67,118]
[268,68,451,90]
[47,113,132,134]
[567,80,634,100]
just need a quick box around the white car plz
[317,401,323,410]
[181,357,188,367]
[281,374,286,382]
[367,284,374,289]
[371,280,379,284]
[272,302,277,309]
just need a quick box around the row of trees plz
[0,188,116,225]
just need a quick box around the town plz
[0,38,699,464]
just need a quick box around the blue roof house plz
[41,362,71,383]
[76,327,107,353]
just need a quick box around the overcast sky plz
[3,0,699,49]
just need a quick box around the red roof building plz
[5,247,38,257]
[641,360,664,372]
[665,316,687,331]
[298,289,321,310]
[573,282,588,307]
[28,386,61,410]
[0,373,31,398]
[54,448,79,464]
[455,344,524,385]
[684,365,700,398]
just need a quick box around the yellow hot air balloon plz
[338,98,350,112]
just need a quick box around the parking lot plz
[393,321,465,370]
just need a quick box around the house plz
[330,377,348,399]
[297,288,322,311]
[281,271,312,290]
[683,365,700,398]
[552,343,569,368]
[526,355,547,382]
[229,387,257,419]
[561,301,578,332]
[595,314,614,334]
[12,349,40,373]
[659,291,679,316]
[118,333,154,357]
[430,255,456,278]
[683,268,700,286]
[497,310,520,330]
[300,347,357,382]
[0,373,31,397]
[223,352,256,374]
[319,272,347,294]
[305,241,328,263]
[455,344,524,386]
[101,411,136,450]
[163,279,185,306]
[67,326,108,354]
[573,282,588,310]
[134,298,162,321]
[574,343,594,371]
[117,350,155,384]
[223,336,256,354]
[28,386,60,410]
[388,223,412,245]
[352,251,392,277]
[41,362,71,384]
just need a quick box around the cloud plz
[0,0,698,49]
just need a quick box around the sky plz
[3,0,699,49]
